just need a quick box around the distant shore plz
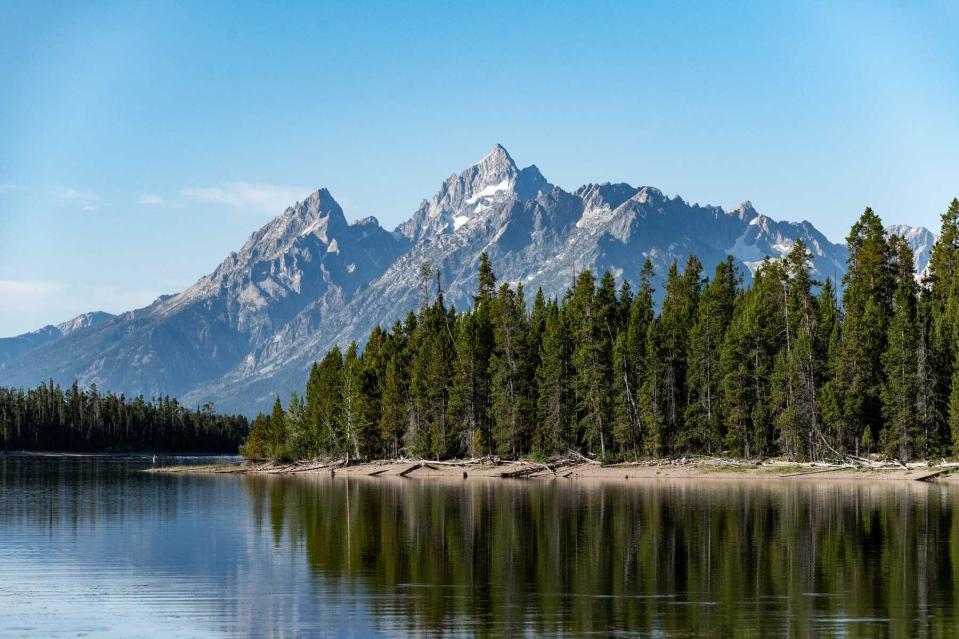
[147,457,959,483]
[1,450,241,459]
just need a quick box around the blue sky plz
[2,1,958,336]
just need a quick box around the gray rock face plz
[0,189,406,402]
[0,145,936,414]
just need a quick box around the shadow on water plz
[3,455,959,637]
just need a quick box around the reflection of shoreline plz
[151,458,959,483]
[2,450,241,461]
[243,467,959,637]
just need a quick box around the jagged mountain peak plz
[728,200,759,220]
[576,183,641,208]
[480,143,517,172]
[244,187,347,257]
[56,311,115,336]
[397,145,551,240]
[162,185,392,318]
[351,215,380,227]
[631,186,667,205]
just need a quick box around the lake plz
[1,455,958,637]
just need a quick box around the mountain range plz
[0,145,937,415]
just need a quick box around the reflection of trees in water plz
[0,456,210,529]
[245,478,959,637]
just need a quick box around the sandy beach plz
[148,457,959,483]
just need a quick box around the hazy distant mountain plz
[0,146,936,414]
[0,311,115,369]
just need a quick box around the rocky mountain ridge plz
[0,146,937,414]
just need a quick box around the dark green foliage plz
[685,257,738,454]
[490,283,533,457]
[534,300,572,455]
[569,271,615,458]
[0,381,247,453]
[612,261,654,457]
[837,208,893,454]
[880,236,918,459]
[243,200,959,462]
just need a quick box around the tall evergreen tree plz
[928,199,959,454]
[838,207,892,455]
[535,301,571,455]
[721,260,780,458]
[269,395,289,460]
[490,283,532,456]
[816,279,845,457]
[379,352,408,458]
[647,257,701,455]
[685,256,738,453]
[771,241,823,460]
[341,342,369,460]
[880,236,918,460]
[613,261,654,456]
[306,347,344,456]
[568,271,614,458]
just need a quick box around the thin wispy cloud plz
[0,279,161,336]
[181,182,308,214]
[0,279,65,302]
[53,187,101,211]
[138,193,168,206]
[0,183,21,193]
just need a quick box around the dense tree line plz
[245,202,959,462]
[0,381,248,453]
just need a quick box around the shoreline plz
[147,457,959,483]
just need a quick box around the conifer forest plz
[0,381,249,453]
[243,203,959,463]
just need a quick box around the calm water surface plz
[1,456,958,637]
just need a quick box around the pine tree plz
[927,199,959,455]
[477,252,497,302]
[306,347,344,456]
[535,301,571,455]
[422,304,456,457]
[360,326,389,454]
[816,279,845,458]
[880,236,918,460]
[926,198,959,299]
[613,261,654,457]
[447,312,480,456]
[285,392,307,459]
[341,342,368,460]
[684,256,738,453]
[490,283,532,457]
[914,297,939,458]
[647,257,701,455]
[769,241,823,460]
[269,395,289,460]
[721,260,779,458]
[839,207,892,455]
[240,413,270,458]
[568,271,614,458]
[379,354,408,458]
